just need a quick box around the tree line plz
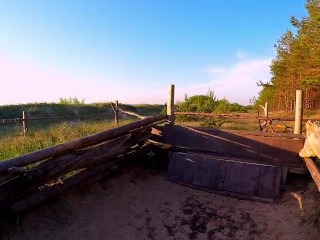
[176,89,250,117]
[256,0,320,111]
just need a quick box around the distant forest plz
[256,0,320,111]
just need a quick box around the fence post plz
[264,102,268,120]
[115,100,119,125]
[110,101,119,125]
[22,111,28,136]
[294,90,303,135]
[259,102,268,131]
[167,84,175,125]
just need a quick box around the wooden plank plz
[168,152,282,200]
[193,158,226,190]
[152,125,219,153]
[222,162,260,196]
[303,157,320,191]
[0,115,166,173]
[256,166,282,198]
[152,125,304,168]
[190,127,305,139]
[217,131,304,168]
[168,152,197,183]
[118,108,146,119]
[10,145,152,213]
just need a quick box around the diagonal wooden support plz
[302,157,320,192]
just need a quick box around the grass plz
[0,102,165,161]
[0,119,133,161]
[2,103,318,161]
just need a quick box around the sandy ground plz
[1,164,311,240]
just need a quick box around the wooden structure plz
[0,115,166,213]
[152,125,306,202]
[0,85,319,212]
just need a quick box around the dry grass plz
[0,120,133,161]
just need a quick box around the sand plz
[1,165,311,240]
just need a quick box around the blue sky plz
[0,0,307,105]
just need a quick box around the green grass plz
[0,102,164,161]
[0,120,133,161]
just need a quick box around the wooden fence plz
[1,85,320,213]
[0,101,150,135]
[0,115,166,213]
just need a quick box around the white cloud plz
[176,56,272,105]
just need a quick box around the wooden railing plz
[0,115,166,213]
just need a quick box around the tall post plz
[115,100,119,125]
[167,84,175,125]
[294,90,303,135]
[22,111,28,136]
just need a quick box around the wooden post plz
[115,100,119,125]
[167,84,175,125]
[22,111,28,136]
[110,101,119,125]
[264,102,268,119]
[294,90,303,135]
[259,102,268,131]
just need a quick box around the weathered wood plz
[168,151,282,200]
[190,126,305,139]
[110,101,119,125]
[10,144,153,213]
[118,107,146,119]
[0,115,166,173]
[303,157,320,192]
[0,129,152,206]
[167,84,175,125]
[294,90,303,135]
[152,125,305,169]
[24,129,151,181]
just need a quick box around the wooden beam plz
[117,107,146,119]
[0,115,166,173]
[303,157,320,192]
[10,144,153,213]
[0,129,152,206]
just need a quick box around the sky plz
[0,0,307,105]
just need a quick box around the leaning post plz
[294,90,303,135]
[167,84,175,125]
